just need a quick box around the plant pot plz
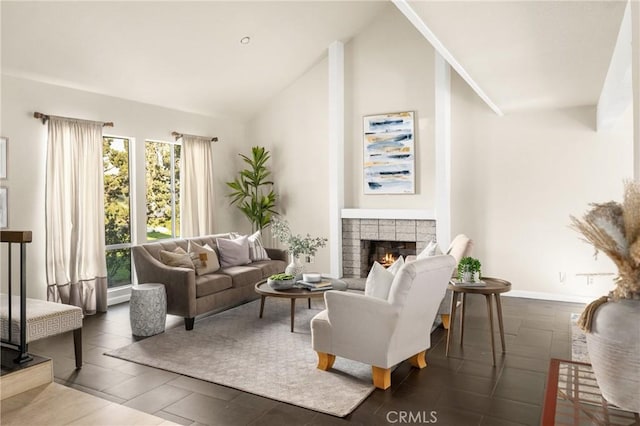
[285,254,304,279]
[461,271,472,282]
[585,298,640,412]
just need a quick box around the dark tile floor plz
[27,295,582,426]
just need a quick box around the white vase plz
[285,254,304,279]
[586,299,640,412]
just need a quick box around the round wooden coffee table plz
[255,278,347,332]
[445,277,512,366]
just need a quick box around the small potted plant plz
[458,256,481,282]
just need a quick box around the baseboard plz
[504,290,592,304]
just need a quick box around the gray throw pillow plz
[216,235,251,268]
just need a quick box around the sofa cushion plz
[195,274,233,298]
[217,235,251,267]
[218,265,262,288]
[188,241,220,275]
[159,247,195,269]
[250,260,287,278]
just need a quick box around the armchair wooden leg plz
[316,352,336,371]
[408,350,427,369]
[441,314,451,330]
[372,366,391,390]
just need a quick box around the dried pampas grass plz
[570,181,640,303]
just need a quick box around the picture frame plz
[0,137,6,179]
[0,187,7,229]
[363,111,415,194]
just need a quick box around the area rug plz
[571,312,590,363]
[105,298,374,417]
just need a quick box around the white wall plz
[1,75,246,300]
[633,0,640,181]
[246,58,330,271]
[247,5,437,274]
[451,73,634,300]
[344,5,436,210]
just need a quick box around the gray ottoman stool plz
[129,283,167,337]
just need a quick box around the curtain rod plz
[171,131,218,142]
[33,112,114,127]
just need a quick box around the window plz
[145,141,181,240]
[103,136,132,288]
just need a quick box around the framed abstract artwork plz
[363,111,415,194]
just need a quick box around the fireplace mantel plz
[341,209,435,220]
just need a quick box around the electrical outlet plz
[587,275,594,285]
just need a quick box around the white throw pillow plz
[216,235,251,268]
[248,230,270,261]
[159,247,195,269]
[365,258,405,300]
[365,262,393,299]
[188,241,221,275]
[417,240,442,259]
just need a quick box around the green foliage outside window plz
[103,137,132,287]
[145,142,180,240]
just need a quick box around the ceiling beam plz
[392,0,503,116]
[597,0,633,133]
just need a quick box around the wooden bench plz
[1,295,83,368]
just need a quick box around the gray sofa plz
[132,233,287,330]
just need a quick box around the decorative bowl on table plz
[267,274,296,290]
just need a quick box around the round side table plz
[130,283,167,337]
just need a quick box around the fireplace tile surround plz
[342,218,436,278]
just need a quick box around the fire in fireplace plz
[361,240,417,277]
[380,252,396,267]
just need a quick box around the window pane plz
[174,144,181,238]
[145,141,180,240]
[103,137,131,245]
[106,248,131,288]
[103,137,132,288]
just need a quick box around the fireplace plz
[362,240,416,277]
[342,218,436,278]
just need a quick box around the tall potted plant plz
[226,146,277,232]
[570,180,640,412]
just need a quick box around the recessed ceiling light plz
[240,36,251,45]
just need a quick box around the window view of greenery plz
[145,141,181,240]
[103,137,132,288]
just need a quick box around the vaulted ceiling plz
[1,1,628,119]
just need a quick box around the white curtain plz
[180,135,215,237]
[45,118,108,315]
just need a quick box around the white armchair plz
[311,255,456,390]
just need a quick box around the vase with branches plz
[226,146,277,232]
[270,218,327,276]
[569,180,640,412]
